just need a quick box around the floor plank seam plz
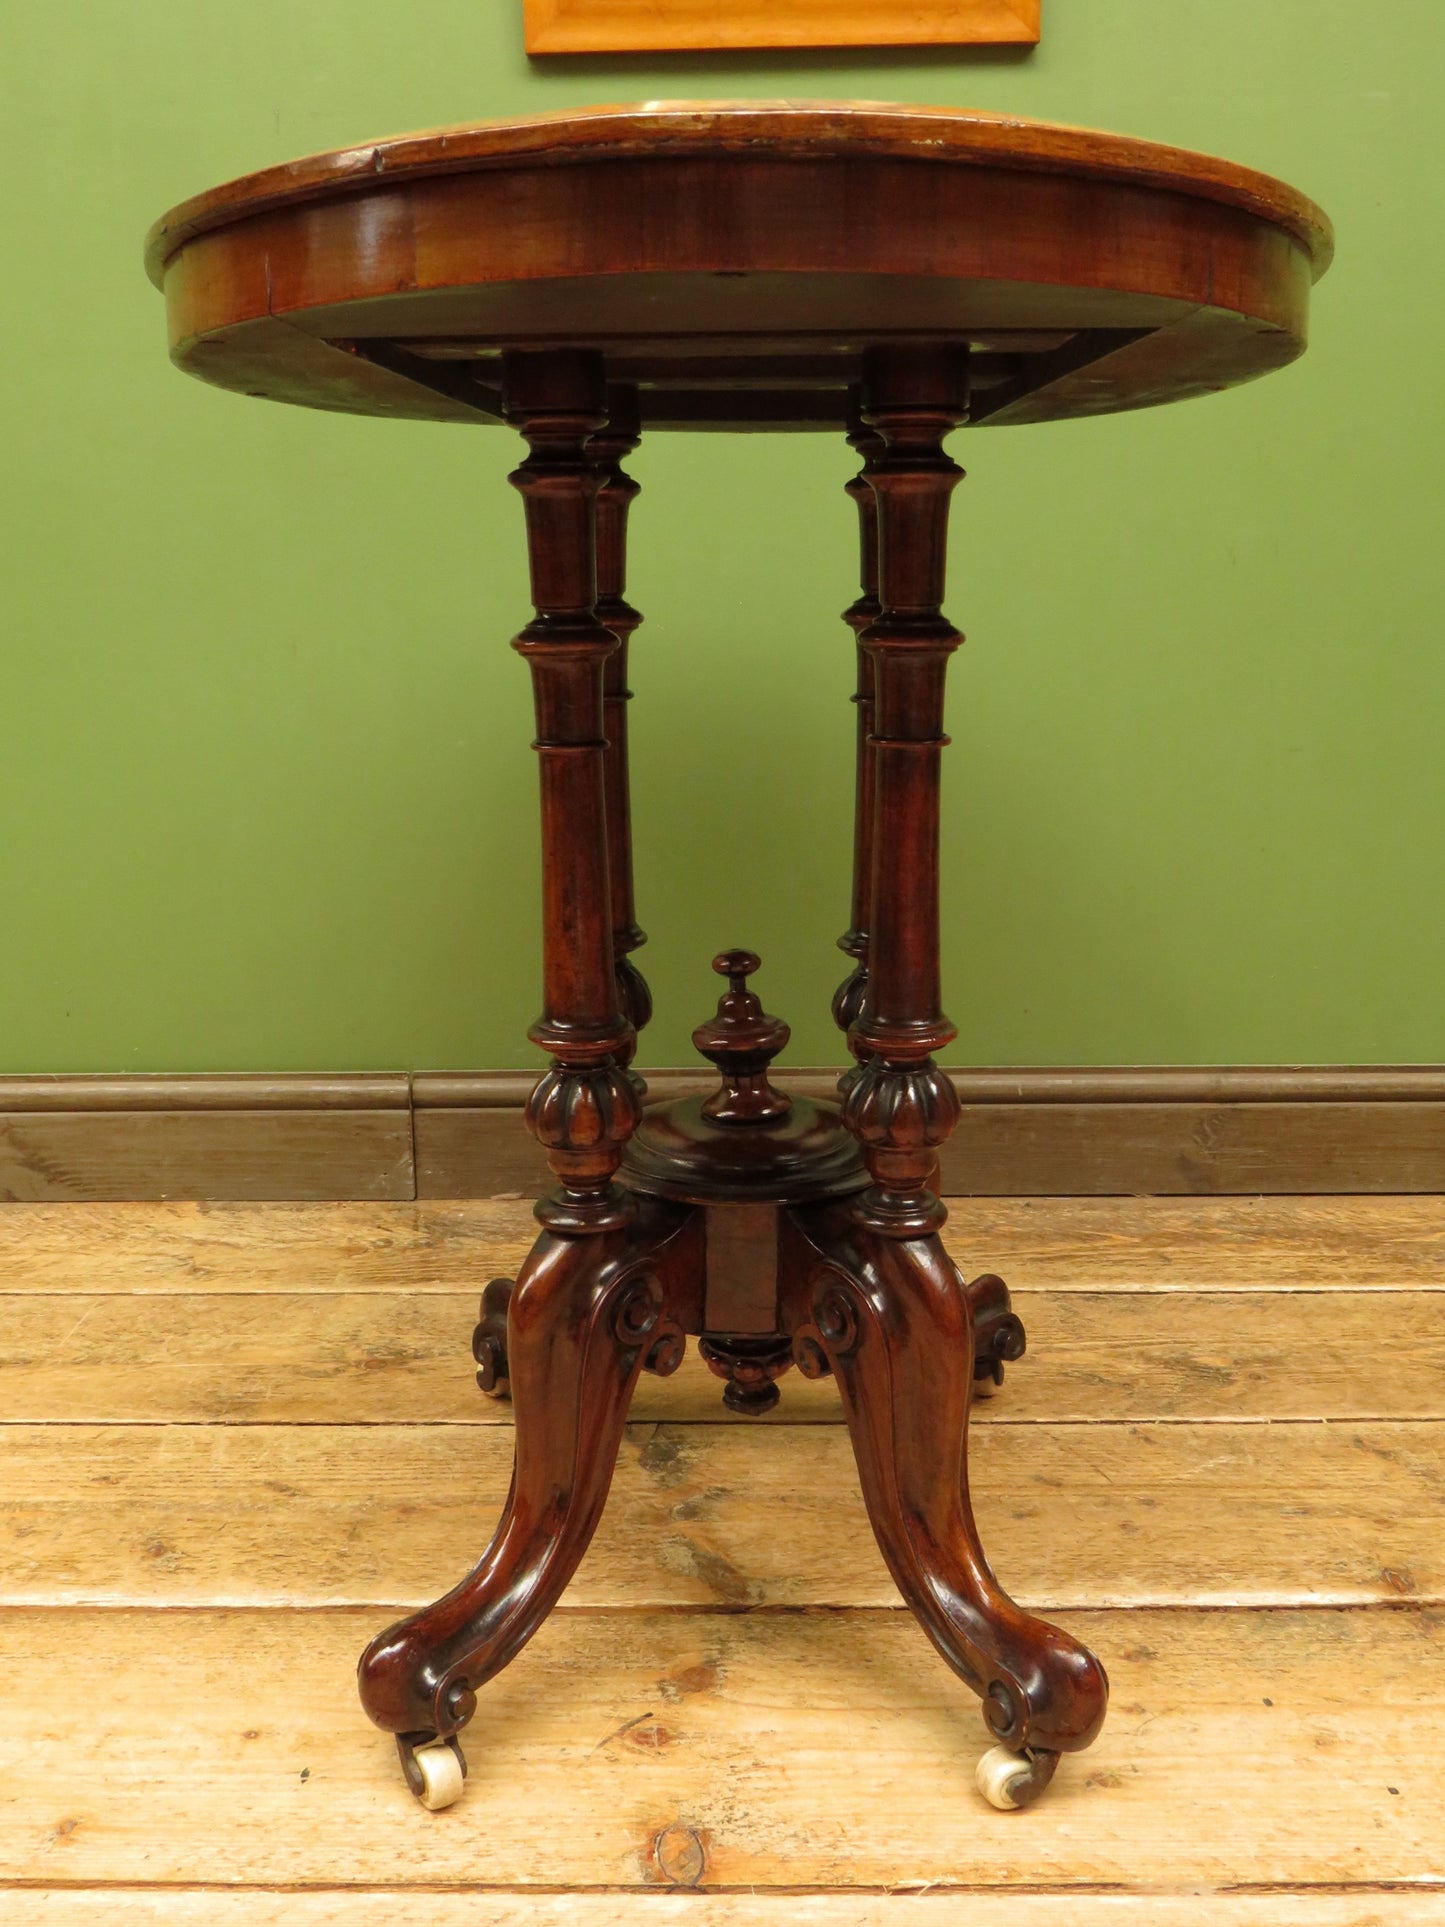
[9,1284,1445,1292]
[3,1598,1440,1615]
[3,1880,1442,1897]
[6,1415,1442,1426]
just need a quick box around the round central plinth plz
[621,1094,867,1205]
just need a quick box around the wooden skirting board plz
[0,1067,1441,1202]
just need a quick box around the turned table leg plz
[590,384,653,1074]
[829,369,1030,1399]
[823,343,1108,1802]
[504,347,643,1229]
[832,389,885,1076]
[841,344,966,1236]
[472,378,655,1403]
[357,349,702,1807]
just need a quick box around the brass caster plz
[975,1743,1058,1810]
[397,1733,467,1812]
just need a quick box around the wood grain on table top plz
[145,101,1333,286]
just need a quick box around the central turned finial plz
[692,949,792,1123]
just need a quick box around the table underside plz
[336,288,1173,431]
[170,271,1308,432]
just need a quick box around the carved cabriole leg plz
[782,1200,1109,1785]
[842,346,968,1239]
[357,1198,701,1749]
[589,384,652,1081]
[468,377,652,1407]
[505,349,643,1233]
[357,351,702,1798]
[832,389,886,1097]
[813,350,1104,1800]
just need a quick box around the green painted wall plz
[0,3,1440,1072]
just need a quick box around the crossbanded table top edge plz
[144,100,1334,291]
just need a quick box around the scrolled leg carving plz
[781,1201,1108,1779]
[358,1197,699,1761]
[641,1320,687,1379]
[472,1277,514,1399]
[967,1270,1027,1396]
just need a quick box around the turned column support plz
[832,389,886,1082]
[503,348,642,1231]
[588,385,652,1073]
[842,345,970,1236]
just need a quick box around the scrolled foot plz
[975,1744,1058,1811]
[472,1277,514,1399]
[397,1732,467,1812]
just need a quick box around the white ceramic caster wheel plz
[975,1744,1035,1810]
[973,1370,1003,1400]
[412,1740,464,1812]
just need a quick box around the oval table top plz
[146,101,1332,433]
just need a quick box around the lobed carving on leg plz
[525,1057,644,1230]
[841,1056,961,1235]
[526,1057,641,1163]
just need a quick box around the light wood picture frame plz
[524,0,1041,56]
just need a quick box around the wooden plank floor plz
[1,1196,1442,1922]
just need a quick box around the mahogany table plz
[147,102,1331,1814]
